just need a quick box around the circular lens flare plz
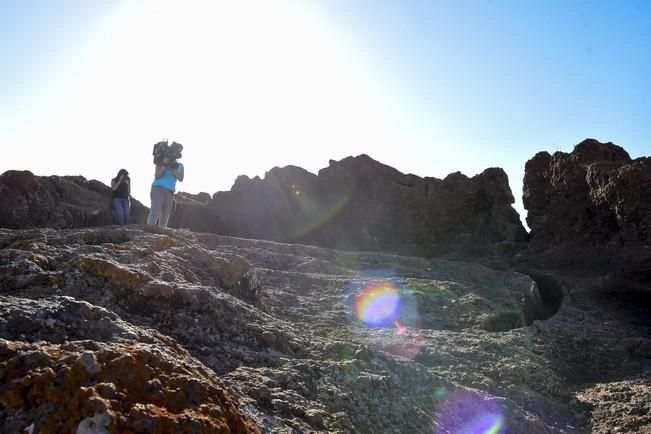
[435,390,506,434]
[354,281,401,327]
[343,271,425,360]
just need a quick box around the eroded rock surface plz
[523,139,651,280]
[0,337,258,433]
[0,171,149,229]
[1,226,649,433]
[170,154,527,259]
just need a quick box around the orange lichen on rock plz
[69,256,152,290]
[0,340,260,433]
[149,236,177,252]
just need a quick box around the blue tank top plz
[152,163,183,192]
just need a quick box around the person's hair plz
[113,169,129,181]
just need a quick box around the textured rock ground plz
[2,226,649,433]
[0,171,149,229]
[170,154,527,259]
[0,337,258,433]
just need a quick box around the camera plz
[153,140,183,167]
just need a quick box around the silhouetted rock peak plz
[523,138,650,280]
[172,154,527,259]
[572,138,631,162]
[528,140,631,175]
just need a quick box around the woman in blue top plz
[111,169,131,225]
[146,157,184,227]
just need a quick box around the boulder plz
[523,139,651,280]
[0,171,148,229]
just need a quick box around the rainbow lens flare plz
[290,192,351,239]
[435,390,506,434]
[343,272,425,360]
[353,281,402,327]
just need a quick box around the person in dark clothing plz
[111,169,131,225]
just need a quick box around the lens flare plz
[434,387,448,400]
[343,271,424,360]
[435,390,506,434]
[290,192,351,239]
[354,281,401,327]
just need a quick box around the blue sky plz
[2,0,649,224]
[317,0,650,146]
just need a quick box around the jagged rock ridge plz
[523,138,651,280]
[171,154,527,259]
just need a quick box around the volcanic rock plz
[523,139,651,280]
[2,141,651,432]
[1,225,650,432]
[170,155,527,260]
[0,170,149,229]
[0,337,259,433]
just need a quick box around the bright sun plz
[8,0,419,203]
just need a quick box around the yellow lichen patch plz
[0,341,260,434]
[7,240,48,253]
[149,236,177,252]
[1,249,49,270]
[69,256,151,290]
[46,272,65,287]
[26,252,50,269]
[101,243,131,251]
[139,281,176,299]
[207,254,253,287]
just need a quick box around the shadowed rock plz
[1,142,651,432]
[171,154,527,259]
[523,139,651,280]
[0,170,149,229]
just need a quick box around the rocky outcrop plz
[170,154,527,259]
[0,171,149,229]
[2,225,650,432]
[2,142,651,432]
[523,139,651,280]
[0,337,259,433]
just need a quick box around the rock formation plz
[170,155,528,259]
[1,225,650,433]
[1,140,650,432]
[0,171,149,229]
[523,139,651,280]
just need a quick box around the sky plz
[2,0,650,225]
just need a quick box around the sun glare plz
[6,0,420,204]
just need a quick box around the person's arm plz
[154,165,166,179]
[172,164,184,182]
[111,176,123,191]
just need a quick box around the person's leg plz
[158,190,174,228]
[147,187,165,225]
[113,198,126,225]
[124,198,131,224]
